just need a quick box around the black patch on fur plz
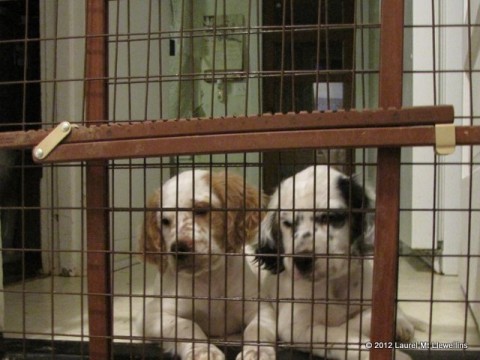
[254,213,285,274]
[337,176,372,254]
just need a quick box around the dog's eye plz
[193,208,209,216]
[315,214,327,225]
[161,218,171,227]
[328,213,347,227]
[282,220,293,228]
[315,212,347,228]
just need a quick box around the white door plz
[459,0,480,325]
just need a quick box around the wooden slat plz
[371,0,405,358]
[0,106,454,151]
[27,125,479,163]
[456,125,480,144]
[85,0,112,359]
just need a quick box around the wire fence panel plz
[0,1,479,360]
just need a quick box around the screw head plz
[34,148,44,159]
[61,121,71,132]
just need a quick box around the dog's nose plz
[295,231,312,240]
[293,252,314,274]
[170,241,192,262]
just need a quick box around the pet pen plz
[0,0,479,359]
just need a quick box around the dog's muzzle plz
[169,239,219,274]
[170,241,192,263]
[170,240,199,272]
[293,252,315,276]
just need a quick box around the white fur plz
[256,165,415,360]
[136,170,276,360]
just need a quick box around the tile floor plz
[3,258,480,349]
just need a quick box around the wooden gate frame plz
[0,0,479,359]
[372,1,405,359]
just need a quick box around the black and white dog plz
[255,165,417,359]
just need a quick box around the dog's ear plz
[254,210,285,274]
[211,171,263,252]
[138,189,168,272]
[337,175,374,255]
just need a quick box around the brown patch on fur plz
[138,189,167,272]
[209,171,263,252]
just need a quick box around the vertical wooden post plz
[370,0,404,359]
[85,0,112,358]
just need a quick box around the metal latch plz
[33,121,75,160]
[434,124,456,155]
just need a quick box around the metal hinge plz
[435,123,456,155]
[33,121,76,160]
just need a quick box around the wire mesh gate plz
[1,0,480,359]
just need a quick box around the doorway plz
[261,0,355,192]
[0,0,42,284]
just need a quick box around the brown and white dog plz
[136,169,276,360]
[255,165,418,360]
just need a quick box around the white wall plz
[353,0,380,183]
[166,0,262,184]
[40,0,86,275]
[40,0,169,274]
[401,0,465,275]
[39,0,262,274]
[401,0,437,254]
[108,1,170,270]
[436,0,467,276]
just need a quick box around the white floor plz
[2,258,480,349]
[397,257,480,346]
[2,259,157,342]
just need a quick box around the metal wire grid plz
[0,0,479,359]
[398,1,480,356]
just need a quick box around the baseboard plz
[399,240,443,274]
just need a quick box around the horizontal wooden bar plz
[0,106,453,151]
[34,125,480,163]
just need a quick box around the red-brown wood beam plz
[0,106,455,152]
[370,0,405,359]
[27,125,480,164]
[85,0,111,358]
